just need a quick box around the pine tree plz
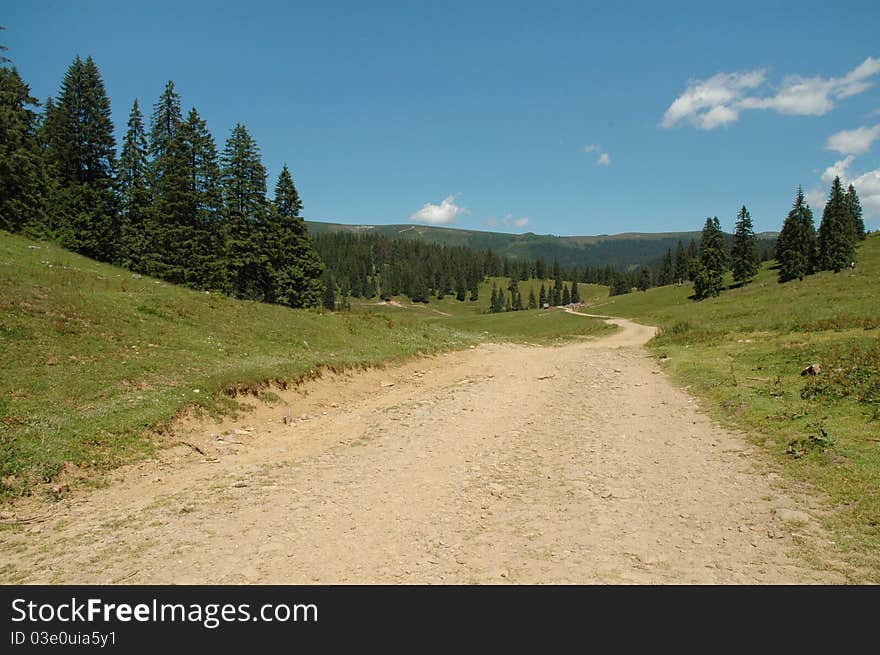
[658,248,673,286]
[570,280,580,304]
[322,273,336,310]
[489,285,498,313]
[118,99,149,269]
[0,64,46,233]
[43,55,117,261]
[221,123,271,300]
[776,187,818,283]
[455,274,466,301]
[673,241,688,284]
[528,287,537,309]
[730,205,760,284]
[148,81,182,171]
[693,216,728,300]
[268,164,324,307]
[538,283,547,307]
[638,267,650,292]
[562,284,570,305]
[818,176,856,273]
[845,184,866,241]
[469,279,478,301]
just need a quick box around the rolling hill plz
[305,220,779,270]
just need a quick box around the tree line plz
[683,181,865,301]
[0,47,325,308]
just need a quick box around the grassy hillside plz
[0,232,478,498]
[0,231,609,500]
[307,220,778,270]
[605,233,880,577]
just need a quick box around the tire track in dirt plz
[0,316,849,583]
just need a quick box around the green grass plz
[604,233,880,578]
[0,231,609,500]
[0,231,480,498]
[433,307,613,344]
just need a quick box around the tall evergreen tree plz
[818,176,856,273]
[570,280,580,304]
[845,184,866,241]
[221,123,271,300]
[528,287,537,309]
[730,205,760,284]
[149,81,182,169]
[693,216,728,300]
[562,283,571,305]
[0,64,45,233]
[776,187,818,283]
[43,55,117,261]
[118,99,149,269]
[538,283,547,307]
[268,164,324,307]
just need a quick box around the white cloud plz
[484,214,530,230]
[663,57,880,129]
[826,124,880,155]
[409,195,468,225]
[584,144,611,165]
[662,70,765,129]
[821,155,855,184]
[850,168,880,219]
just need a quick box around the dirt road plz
[1,315,845,583]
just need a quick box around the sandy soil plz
[0,316,846,583]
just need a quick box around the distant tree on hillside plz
[673,241,689,284]
[776,187,818,282]
[570,280,580,304]
[818,176,856,272]
[539,283,547,307]
[730,205,760,284]
[322,273,336,310]
[693,216,728,300]
[528,287,537,309]
[562,283,570,305]
[845,184,865,241]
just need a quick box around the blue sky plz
[5,0,880,235]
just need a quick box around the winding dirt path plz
[1,316,845,583]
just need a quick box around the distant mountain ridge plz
[305,220,778,271]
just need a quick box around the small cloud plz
[826,124,880,155]
[821,155,855,184]
[597,152,611,166]
[484,214,530,230]
[409,195,468,225]
[583,144,600,153]
[804,187,826,209]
